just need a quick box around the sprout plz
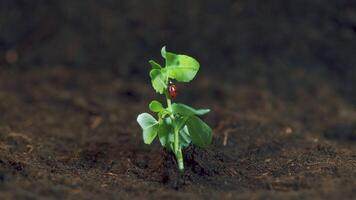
[137,46,212,172]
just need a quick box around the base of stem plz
[175,149,184,172]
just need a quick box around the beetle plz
[168,81,177,99]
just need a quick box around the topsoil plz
[0,67,355,200]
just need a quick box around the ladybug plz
[168,82,177,99]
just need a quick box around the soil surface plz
[0,67,355,200]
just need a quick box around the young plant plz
[137,46,212,172]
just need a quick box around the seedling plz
[137,46,212,172]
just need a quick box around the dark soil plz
[0,67,355,199]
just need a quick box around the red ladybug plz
[168,82,177,99]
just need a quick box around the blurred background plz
[0,0,355,104]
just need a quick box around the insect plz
[168,82,177,99]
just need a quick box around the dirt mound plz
[150,146,238,189]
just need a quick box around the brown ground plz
[0,67,355,199]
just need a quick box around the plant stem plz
[166,94,172,112]
[174,126,179,151]
[176,147,184,172]
[165,90,184,172]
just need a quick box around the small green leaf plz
[149,60,162,69]
[186,115,212,147]
[165,52,200,82]
[173,115,189,132]
[157,123,169,148]
[161,46,167,59]
[158,117,174,150]
[149,100,164,112]
[150,69,167,94]
[172,103,210,116]
[137,113,159,144]
[179,126,191,148]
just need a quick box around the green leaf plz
[157,117,174,150]
[149,60,162,69]
[186,115,212,147]
[149,69,167,94]
[173,115,189,131]
[149,100,164,112]
[172,103,210,116]
[165,52,200,82]
[161,46,166,59]
[179,126,191,148]
[137,113,159,144]
[157,122,169,148]
[171,116,191,148]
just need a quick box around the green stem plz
[174,127,179,158]
[166,94,172,112]
[176,147,184,172]
[165,89,184,172]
